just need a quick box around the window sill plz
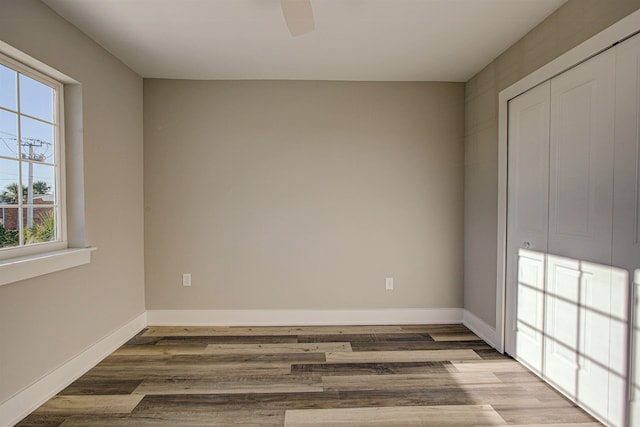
[0,247,96,287]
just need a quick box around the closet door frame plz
[495,9,640,354]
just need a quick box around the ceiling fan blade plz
[281,0,315,37]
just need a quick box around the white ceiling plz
[42,0,567,81]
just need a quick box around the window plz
[0,52,65,259]
[0,44,91,286]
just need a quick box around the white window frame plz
[0,42,93,287]
[0,51,67,260]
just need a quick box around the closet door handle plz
[523,241,531,249]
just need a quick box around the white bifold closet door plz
[615,34,640,427]
[545,47,626,427]
[506,80,550,375]
[507,37,639,426]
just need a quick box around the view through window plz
[0,56,61,251]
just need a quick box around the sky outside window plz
[0,67,56,200]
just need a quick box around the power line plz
[0,131,52,161]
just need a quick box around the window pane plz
[20,116,54,164]
[25,206,55,245]
[0,207,20,248]
[0,64,17,111]
[0,109,18,159]
[0,158,19,204]
[19,74,53,122]
[22,162,55,204]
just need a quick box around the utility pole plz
[27,143,34,227]
[0,133,52,229]
[20,137,49,228]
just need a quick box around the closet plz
[505,33,640,427]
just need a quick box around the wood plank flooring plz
[16,324,600,426]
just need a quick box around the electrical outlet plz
[182,273,191,287]
[385,277,394,290]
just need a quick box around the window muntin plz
[0,56,63,255]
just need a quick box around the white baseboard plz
[146,308,464,326]
[462,309,498,350]
[0,312,147,427]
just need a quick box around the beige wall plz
[0,0,145,403]
[464,0,640,326]
[144,80,464,311]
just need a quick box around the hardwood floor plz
[17,324,600,426]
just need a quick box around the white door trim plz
[496,8,640,353]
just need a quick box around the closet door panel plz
[543,255,580,396]
[548,50,615,266]
[543,256,623,424]
[506,81,551,360]
[607,266,629,427]
[575,261,624,427]
[545,47,623,426]
[614,28,640,273]
[515,249,546,373]
[614,33,640,427]
[508,82,551,251]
